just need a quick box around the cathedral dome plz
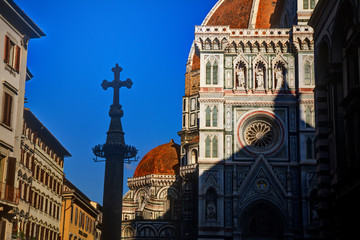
[203,0,283,29]
[133,140,180,178]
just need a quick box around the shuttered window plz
[2,92,13,127]
[3,36,20,72]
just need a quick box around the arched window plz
[212,107,218,127]
[213,62,218,84]
[205,137,211,158]
[206,62,211,84]
[205,107,211,127]
[212,137,218,158]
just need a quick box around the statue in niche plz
[205,187,217,220]
[206,201,216,220]
[275,63,285,89]
[255,63,265,89]
[236,62,246,88]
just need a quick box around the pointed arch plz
[206,62,211,84]
[212,137,218,158]
[213,38,220,50]
[204,38,211,50]
[205,106,211,127]
[212,106,218,127]
[205,136,211,158]
[213,61,218,84]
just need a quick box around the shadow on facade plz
[121,78,317,240]
[180,84,318,240]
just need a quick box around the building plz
[120,0,321,239]
[90,201,102,240]
[60,178,102,240]
[178,0,319,239]
[309,0,360,239]
[121,140,181,239]
[15,108,70,239]
[0,0,45,239]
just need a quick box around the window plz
[212,107,218,127]
[4,36,20,72]
[212,137,218,158]
[206,107,211,127]
[206,62,211,84]
[205,61,219,85]
[205,137,211,158]
[2,92,13,127]
[213,62,218,84]
[303,0,316,9]
[205,136,218,158]
[205,106,218,127]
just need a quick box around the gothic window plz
[303,0,316,9]
[306,137,315,159]
[206,62,211,84]
[205,136,211,158]
[205,106,219,128]
[212,107,218,127]
[212,137,218,158]
[205,187,217,220]
[205,136,218,158]
[213,62,218,84]
[205,107,211,127]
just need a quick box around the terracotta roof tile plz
[133,140,180,178]
[206,0,254,28]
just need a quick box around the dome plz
[133,140,180,178]
[203,0,283,29]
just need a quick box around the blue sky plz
[16,0,218,204]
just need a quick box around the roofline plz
[0,0,46,38]
[23,108,71,158]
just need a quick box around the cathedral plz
[121,0,319,239]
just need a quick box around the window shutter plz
[15,46,20,72]
[4,36,10,63]
[6,157,16,187]
[2,93,12,127]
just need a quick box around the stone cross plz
[101,63,133,106]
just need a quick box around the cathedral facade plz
[122,0,319,239]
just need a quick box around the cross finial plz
[101,63,133,106]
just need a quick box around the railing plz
[0,182,19,204]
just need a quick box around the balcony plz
[0,182,19,205]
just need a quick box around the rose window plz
[237,112,285,155]
[245,121,273,150]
